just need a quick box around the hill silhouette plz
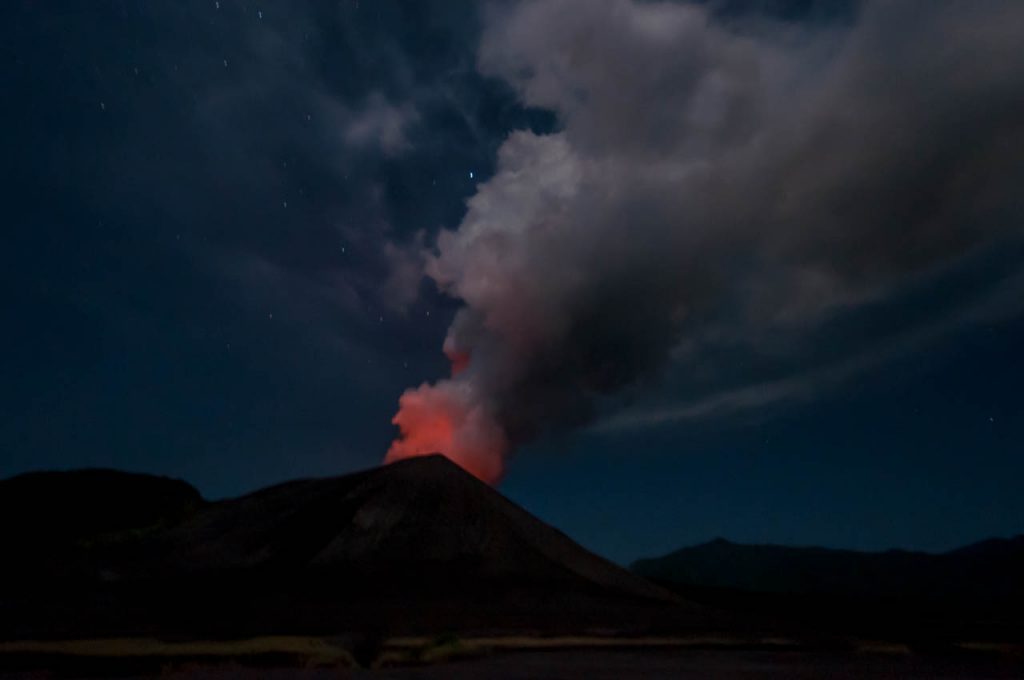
[1,468,201,544]
[633,537,1024,641]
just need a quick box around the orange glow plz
[385,381,507,484]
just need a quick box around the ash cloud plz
[387,0,1024,481]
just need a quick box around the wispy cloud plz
[595,265,1024,432]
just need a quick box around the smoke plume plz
[387,0,1024,482]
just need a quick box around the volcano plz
[0,456,703,639]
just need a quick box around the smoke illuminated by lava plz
[385,368,509,484]
[385,341,508,483]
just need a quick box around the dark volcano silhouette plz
[1,456,702,639]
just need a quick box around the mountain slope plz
[117,454,674,605]
[1,456,696,639]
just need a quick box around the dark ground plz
[1,649,1021,680]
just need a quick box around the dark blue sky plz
[2,0,1022,565]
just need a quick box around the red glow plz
[445,348,471,376]
[385,382,507,484]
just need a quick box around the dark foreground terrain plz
[356,649,1023,680]
[1,648,1022,680]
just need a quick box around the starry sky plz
[3,0,1023,565]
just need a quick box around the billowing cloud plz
[340,92,420,155]
[387,0,1024,482]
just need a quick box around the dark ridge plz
[0,468,204,542]
[632,535,1024,640]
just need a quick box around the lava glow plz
[385,381,508,484]
[444,347,471,377]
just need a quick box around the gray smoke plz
[387,0,1024,482]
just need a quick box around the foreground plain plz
[0,637,1021,679]
[1,649,1022,680]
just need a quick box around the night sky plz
[3,0,1023,565]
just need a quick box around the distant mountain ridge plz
[632,535,1024,616]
